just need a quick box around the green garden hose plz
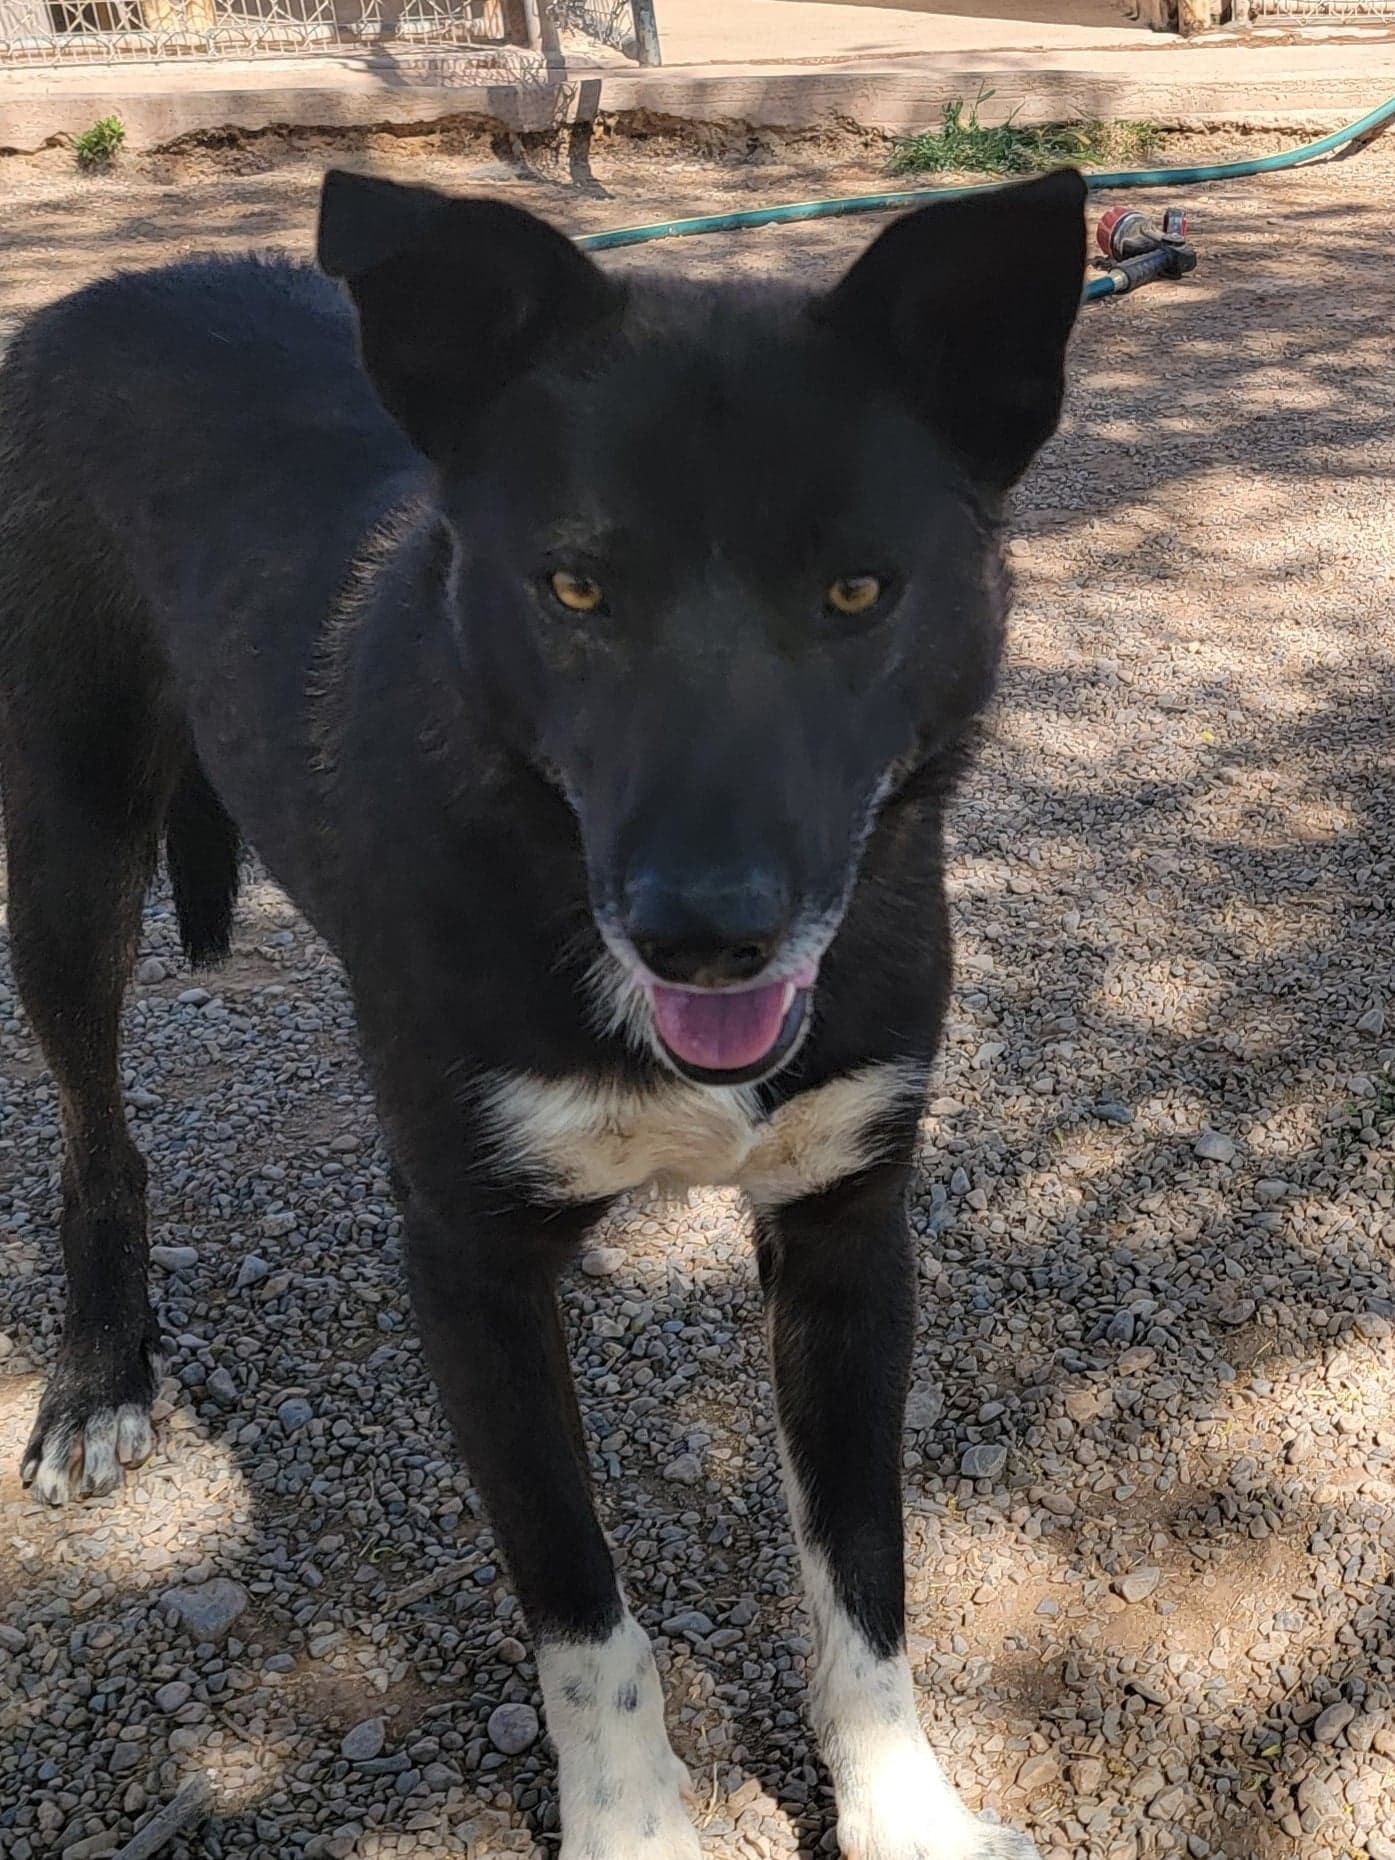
[575,90,1395,303]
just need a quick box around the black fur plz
[165,757,242,967]
[0,167,1085,1839]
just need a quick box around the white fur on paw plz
[542,1615,703,1860]
[839,1743,1042,1860]
[559,1746,701,1860]
[24,1403,154,1506]
[835,1724,975,1860]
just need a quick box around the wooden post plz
[631,0,660,64]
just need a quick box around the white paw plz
[832,1725,1041,1860]
[843,1809,1040,1860]
[560,1748,702,1860]
[543,1614,704,1860]
[23,1401,155,1505]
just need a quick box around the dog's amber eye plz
[550,570,605,614]
[826,576,883,617]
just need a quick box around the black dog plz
[0,167,1084,1859]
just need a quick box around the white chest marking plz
[479,1060,925,1208]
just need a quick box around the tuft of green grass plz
[75,114,126,172]
[891,85,1158,178]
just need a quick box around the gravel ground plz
[3,125,1395,1860]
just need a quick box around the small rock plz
[277,1397,313,1431]
[153,1681,192,1713]
[1113,1567,1163,1604]
[1015,1752,1059,1792]
[206,1367,237,1406]
[581,1246,624,1279]
[63,1837,120,1860]
[1297,1775,1340,1825]
[1194,1131,1236,1164]
[1347,1712,1383,1753]
[1313,1701,1356,1744]
[1149,1786,1189,1821]
[236,1254,271,1289]
[496,1637,527,1665]
[164,1578,249,1642]
[177,987,211,1007]
[1091,1100,1134,1126]
[150,1245,199,1272]
[663,1453,703,1485]
[487,1702,539,1755]
[1357,1006,1386,1037]
[341,1718,387,1763]
[1064,1387,1104,1423]
[961,1443,1008,1481]
[136,958,168,985]
[662,1609,715,1638]
[1070,1758,1104,1795]
[109,1743,143,1774]
[1366,1835,1395,1860]
[1217,1299,1257,1327]
[905,1385,944,1431]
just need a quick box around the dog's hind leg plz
[0,516,181,1504]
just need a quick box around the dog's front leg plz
[756,1165,1040,1860]
[402,1189,701,1860]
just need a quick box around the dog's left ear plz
[814,168,1087,490]
[317,170,619,463]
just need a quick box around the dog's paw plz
[21,1344,160,1505]
[843,1818,1041,1860]
[833,1728,1042,1860]
[560,1750,702,1860]
[950,1828,1041,1860]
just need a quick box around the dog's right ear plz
[317,170,619,463]
[814,168,1087,491]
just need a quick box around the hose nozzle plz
[1093,204,1197,294]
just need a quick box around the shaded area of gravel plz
[3,130,1395,1860]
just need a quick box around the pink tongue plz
[649,981,791,1074]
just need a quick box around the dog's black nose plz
[622,870,789,989]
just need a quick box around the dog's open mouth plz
[647,978,812,1086]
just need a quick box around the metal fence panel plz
[0,0,518,64]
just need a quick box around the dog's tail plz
[165,757,242,968]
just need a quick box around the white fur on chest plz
[479,1060,925,1208]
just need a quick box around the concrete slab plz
[0,0,1392,152]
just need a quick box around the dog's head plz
[319,167,1085,1087]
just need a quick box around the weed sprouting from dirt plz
[891,85,1158,177]
[75,115,126,173]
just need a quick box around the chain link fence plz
[0,0,525,65]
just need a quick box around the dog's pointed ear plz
[317,170,619,462]
[814,168,1087,490]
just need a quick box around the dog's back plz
[0,254,413,651]
[0,255,423,948]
